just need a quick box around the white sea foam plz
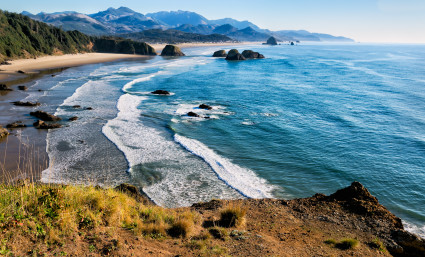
[122,73,163,92]
[403,220,425,239]
[174,134,275,198]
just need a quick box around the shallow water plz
[20,43,425,238]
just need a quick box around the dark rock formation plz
[18,86,28,91]
[199,104,212,110]
[93,38,157,56]
[72,105,81,109]
[213,50,227,57]
[225,49,246,61]
[161,45,185,56]
[6,122,26,128]
[151,90,171,95]
[187,112,200,117]
[266,37,278,45]
[33,120,62,129]
[13,101,40,107]
[242,50,265,59]
[0,126,9,139]
[69,116,78,121]
[290,41,295,45]
[390,229,425,257]
[86,107,93,110]
[0,84,12,91]
[17,70,25,74]
[30,111,61,121]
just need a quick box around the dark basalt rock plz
[199,104,213,110]
[213,50,227,57]
[390,229,425,257]
[17,70,25,74]
[0,126,9,139]
[72,105,81,109]
[33,120,62,129]
[30,111,61,121]
[266,36,278,45]
[290,41,295,45]
[13,101,40,107]
[328,181,378,203]
[151,90,170,95]
[69,116,78,121]
[225,49,246,61]
[86,107,93,110]
[6,122,26,128]
[0,84,12,91]
[18,86,28,91]
[161,45,185,56]
[242,50,265,59]
[187,112,200,117]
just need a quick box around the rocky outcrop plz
[114,183,152,205]
[93,38,157,55]
[69,117,78,121]
[30,111,61,121]
[265,36,278,45]
[33,120,62,129]
[199,104,212,110]
[212,50,227,57]
[17,70,25,74]
[241,50,265,59]
[18,86,28,91]
[0,126,9,139]
[187,112,200,117]
[6,121,26,128]
[225,49,246,61]
[13,101,40,107]
[161,45,185,56]
[151,90,170,95]
[0,84,12,91]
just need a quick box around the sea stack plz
[213,50,227,57]
[161,45,185,56]
[266,36,278,45]
[242,50,265,59]
[225,49,246,61]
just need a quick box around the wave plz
[403,220,425,239]
[122,72,163,93]
[174,134,275,199]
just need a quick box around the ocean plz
[19,43,425,238]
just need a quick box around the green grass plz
[325,238,359,250]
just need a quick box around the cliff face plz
[93,38,157,55]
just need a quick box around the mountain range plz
[22,7,354,43]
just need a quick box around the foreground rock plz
[68,116,78,121]
[0,84,12,91]
[17,86,28,91]
[225,49,246,61]
[33,120,62,129]
[213,50,227,57]
[151,90,170,95]
[6,121,26,128]
[161,45,185,56]
[199,104,213,110]
[30,111,61,121]
[0,126,9,139]
[187,112,200,117]
[242,50,265,59]
[265,36,278,45]
[13,101,40,107]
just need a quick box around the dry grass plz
[219,203,247,228]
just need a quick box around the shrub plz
[219,204,246,228]
[167,219,193,238]
[335,238,359,250]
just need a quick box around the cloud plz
[378,0,425,12]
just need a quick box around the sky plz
[2,0,425,43]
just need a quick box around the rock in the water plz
[72,105,81,109]
[266,36,278,45]
[242,50,265,59]
[0,126,9,139]
[225,49,246,61]
[6,122,26,128]
[69,116,78,121]
[0,61,11,65]
[199,104,213,110]
[187,112,200,117]
[213,50,227,57]
[30,111,61,121]
[290,41,295,45]
[0,84,12,91]
[86,107,93,110]
[151,90,171,95]
[33,120,62,129]
[17,70,25,74]
[13,101,40,107]
[18,86,28,91]
[161,45,185,56]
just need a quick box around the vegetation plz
[93,37,156,55]
[325,238,360,250]
[0,10,92,62]
[219,204,247,228]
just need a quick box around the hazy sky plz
[2,0,425,43]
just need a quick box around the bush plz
[335,238,359,250]
[219,204,246,228]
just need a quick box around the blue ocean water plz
[26,43,425,237]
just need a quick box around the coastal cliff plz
[0,181,423,256]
